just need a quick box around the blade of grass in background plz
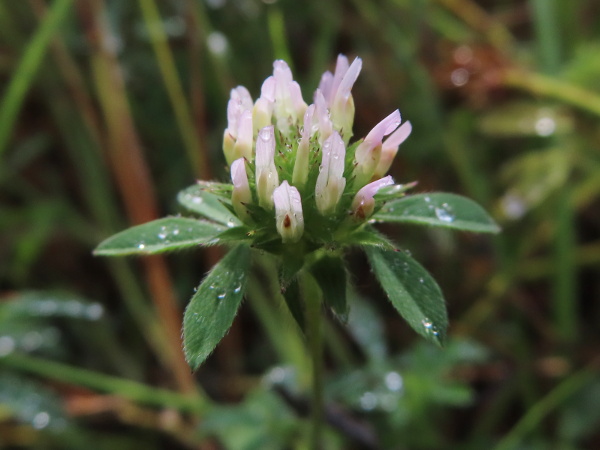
[138,0,209,180]
[530,0,578,345]
[0,0,73,158]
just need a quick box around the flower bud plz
[315,132,346,215]
[255,126,279,209]
[353,110,401,186]
[224,87,254,165]
[230,158,252,223]
[271,61,307,133]
[226,86,253,136]
[351,175,394,220]
[273,180,304,243]
[230,110,253,163]
[328,57,362,139]
[313,89,333,144]
[373,121,412,179]
[292,105,315,188]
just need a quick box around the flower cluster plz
[223,55,411,249]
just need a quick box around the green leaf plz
[365,247,448,346]
[310,255,348,321]
[94,217,225,256]
[177,184,241,227]
[373,193,500,234]
[183,245,251,370]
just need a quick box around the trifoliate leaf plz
[183,245,251,370]
[373,193,500,233]
[94,217,224,256]
[366,247,448,346]
[178,184,241,227]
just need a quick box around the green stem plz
[302,270,324,448]
[0,353,210,415]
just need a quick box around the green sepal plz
[94,217,225,256]
[373,193,500,234]
[373,181,418,202]
[183,245,251,370]
[343,227,397,250]
[365,246,448,346]
[213,226,255,244]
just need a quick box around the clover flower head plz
[96,54,501,369]
[218,55,412,249]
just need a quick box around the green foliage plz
[94,217,225,255]
[1,0,599,448]
[183,245,251,369]
[374,192,501,234]
[365,247,448,346]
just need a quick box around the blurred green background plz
[1,0,599,448]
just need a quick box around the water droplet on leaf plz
[435,205,455,222]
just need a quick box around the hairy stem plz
[303,270,324,448]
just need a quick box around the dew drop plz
[172,227,180,236]
[424,196,431,203]
[137,243,146,250]
[384,371,403,392]
[32,412,50,430]
[233,285,242,294]
[359,392,378,411]
[226,220,235,228]
[0,336,16,356]
[158,226,167,240]
[86,303,104,320]
[435,205,455,222]
[217,292,226,300]
[192,196,203,204]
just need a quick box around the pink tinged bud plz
[255,126,279,209]
[373,121,412,179]
[327,54,350,105]
[273,180,304,243]
[261,76,276,102]
[314,90,333,144]
[272,61,308,132]
[224,86,254,165]
[231,158,252,223]
[351,175,394,220]
[292,105,315,187]
[315,132,347,215]
[253,97,273,132]
[330,57,362,136]
[252,77,275,132]
[353,110,401,185]
[229,110,253,164]
[226,86,253,138]
[318,71,333,102]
